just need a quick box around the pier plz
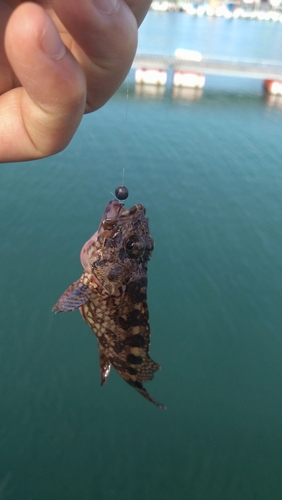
[132,54,282,81]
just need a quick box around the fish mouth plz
[80,201,123,272]
[98,200,126,230]
[99,200,146,231]
[80,200,146,274]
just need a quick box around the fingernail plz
[93,0,118,14]
[40,17,66,60]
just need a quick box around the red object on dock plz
[264,80,282,95]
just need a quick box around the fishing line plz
[121,77,129,186]
[114,77,130,203]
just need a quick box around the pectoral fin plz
[53,279,92,313]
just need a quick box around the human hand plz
[0,0,151,162]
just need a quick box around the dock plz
[132,54,282,81]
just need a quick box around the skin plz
[0,0,152,162]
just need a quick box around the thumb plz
[2,2,86,161]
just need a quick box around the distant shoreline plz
[150,2,282,22]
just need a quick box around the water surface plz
[1,13,282,500]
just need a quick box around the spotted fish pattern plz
[53,199,165,409]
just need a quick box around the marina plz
[151,1,282,22]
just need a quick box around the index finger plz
[52,0,138,112]
[124,0,152,26]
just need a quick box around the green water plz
[1,17,282,500]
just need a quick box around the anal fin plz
[99,347,111,386]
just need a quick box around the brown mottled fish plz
[53,196,165,409]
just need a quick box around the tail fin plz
[126,379,166,410]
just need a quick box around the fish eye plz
[124,235,145,258]
[126,240,134,251]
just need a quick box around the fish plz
[53,198,166,409]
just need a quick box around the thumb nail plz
[40,17,66,60]
[93,0,118,14]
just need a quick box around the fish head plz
[80,200,154,293]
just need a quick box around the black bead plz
[115,185,129,201]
